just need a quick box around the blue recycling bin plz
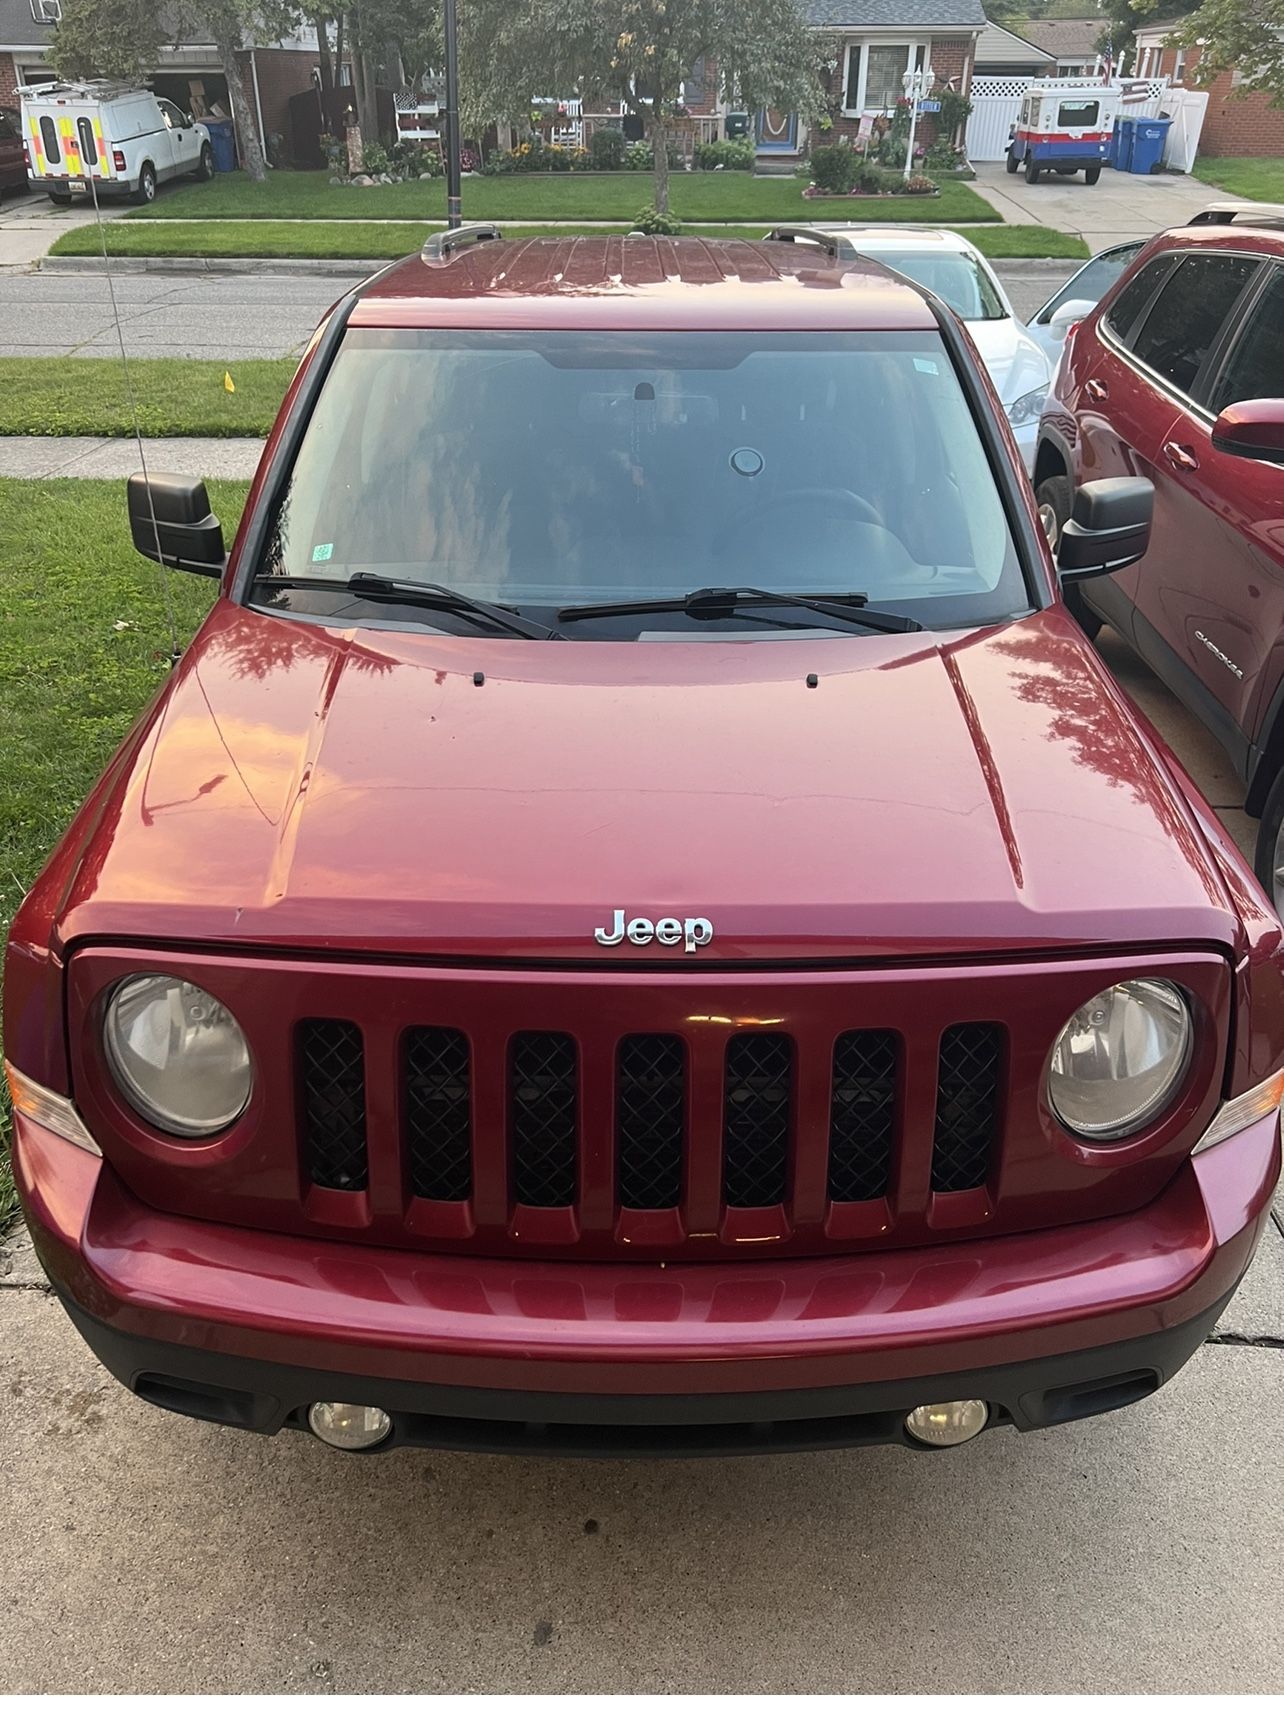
[1107,118,1124,168]
[1114,116,1137,172]
[1127,117,1172,173]
[204,118,237,173]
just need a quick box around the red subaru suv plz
[6,229,1283,1458]
[1035,205,1284,915]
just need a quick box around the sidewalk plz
[972,161,1213,250]
[0,188,127,271]
[0,434,264,478]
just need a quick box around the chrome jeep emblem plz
[594,909,714,953]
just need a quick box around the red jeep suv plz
[1035,205,1284,916]
[6,229,1283,1457]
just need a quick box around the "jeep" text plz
[594,910,714,953]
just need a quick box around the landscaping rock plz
[379,173,393,184]
[419,171,436,180]
[351,174,373,186]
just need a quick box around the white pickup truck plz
[19,80,213,205]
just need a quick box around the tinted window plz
[1103,257,1173,342]
[1209,269,1284,412]
[76,117,96,165]
[258,328,1025,633]
[1036,242,1143,325]
[38,115,59,164]
[1057,100,1099,126]
[1130,254,1260,397]
[0,115,16,141]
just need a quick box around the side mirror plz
[1212,398,1284,465]
[128,473,225,577]
[1047,297,1095,341]
[1057,476,1153,580]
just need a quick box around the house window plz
[1172,49,1186,82]
[842,41,925,114]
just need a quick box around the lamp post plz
[444,0,462,227]
[901,64,934,182]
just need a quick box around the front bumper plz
[14,1109,1279,1455]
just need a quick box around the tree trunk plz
[209,15,266,183]
[650,98,670,212]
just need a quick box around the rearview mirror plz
[1048,298,1095,342]
[1057,477,1153,580]
[127,473,225,577]
[1211,399,1284,465]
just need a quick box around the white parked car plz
[19,80,212,206]
[1025,240,1146,366]
[772,225,1052,473]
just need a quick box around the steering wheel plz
[719,487,884,554]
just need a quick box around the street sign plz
[917,99,941,113]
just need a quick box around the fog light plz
[307,1401,392,1450]
[905,1399,989,1447]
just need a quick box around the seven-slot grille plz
[298,1020,1001,1223]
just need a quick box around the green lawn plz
[126,167,1000,224]
[0,478,239,1229]
[1191,157,1284,203]
[0,358,295,436]
[50,218,1084,264]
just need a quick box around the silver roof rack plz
[1188,202,1284,230]
[421,223,505,263]
[761,225,861,262]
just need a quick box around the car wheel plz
[1085,164,1102,185]
[1254,770,1284,920]
[1024,158,1041,184]
[132,162,156,205]
[1005,149,1019,174]
[1037,473,1102,641]
[195,143,214,181]
[47,187,72,205]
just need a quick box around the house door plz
[755,108,798,152]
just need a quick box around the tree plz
[1169,0,1284,104]
[459,0,822,212]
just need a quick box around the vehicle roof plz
[1153,213,1284,256]
[348,234,942,332]
[801,225,984,257]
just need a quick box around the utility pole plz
[444,0,462,227]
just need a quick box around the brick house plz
[1133,20,1284,158]
[760,0,984,165]
[0,0,336,164]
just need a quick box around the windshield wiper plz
[255,573,562,641]
[557,586,922,635]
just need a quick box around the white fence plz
[965,75,1171,162]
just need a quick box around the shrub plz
[590,125,627,169]
[632,204,682,235]
[808,141,859,194]
[693,137,755,170]
[857,162,904,195]
[393,143,441,177]
[361,141,391,176]
[905,173,937,194]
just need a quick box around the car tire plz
[1005,149,1019,174]
[1254,771,1284,919]
[1024,158,1041,184]
[195,143,214,181]
[1085,164,1102,185]
[1037,473,1102,641]
[132,162,156,205]
[47,187,72,205]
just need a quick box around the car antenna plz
[86,172,181,666]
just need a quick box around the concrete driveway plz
[972,160,1215,251]
[2,622,1282,1695]
[0,184,129,272]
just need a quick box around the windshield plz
[865,253,1007,322]
[254,328,1026,635]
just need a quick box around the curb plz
[40,255,385,276]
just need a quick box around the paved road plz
[2,624,1282,1695]
[0,259,1072,361]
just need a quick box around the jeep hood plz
[53,599,1235,960]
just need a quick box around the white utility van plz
[18,80,213,205]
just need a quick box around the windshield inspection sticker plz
[913,357,939,375]
[311,543,335,563]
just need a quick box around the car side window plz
[1208,268,1284,413]
[0,114,15,141]
[159,101,181,129]
[1036,242,1143,325]
[1128,253,1261,398]
[1102,257,1174,343]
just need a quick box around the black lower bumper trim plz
[58,1288,1235,1458]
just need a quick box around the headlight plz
[1005,387,1047,427]
[103,973,251,1137]
[1047,979,1191,1141]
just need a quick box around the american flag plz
[1101,37,1114,83]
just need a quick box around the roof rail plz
[421,223,505,263]
[1188,202,1284,231]
[761,225,861,262]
